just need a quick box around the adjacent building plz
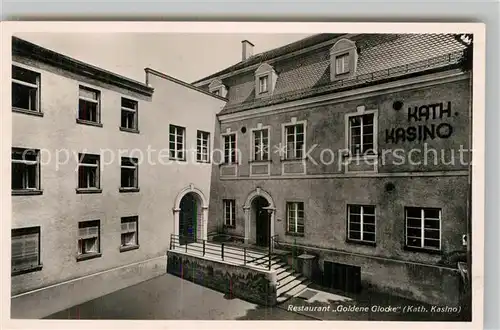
[194,33,472,305]
[10,36,226,318]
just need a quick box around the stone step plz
[276,269,298,281]
[276,282,310,304]
[277,276,308,297]
[277,274,299,289]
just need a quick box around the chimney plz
[241,40,254,61]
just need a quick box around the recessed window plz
[77,153,100,190]
[287,202,304,235]
[121,216,138,249]
[285,124,305,160]
[197,130,210,163]
[121,98,138,131]
[121,157,138,190]
[347,205,376,244]
[335,53,350,75]
[169,125,186,161]
[405,207,441,251]
[258,76,269,93]
[12,66,40,113]
[223,133,237,164]
[78,86,100,124]
[78,220,100,258]
[12,148,40,193]
[348,113,375,156]
[212,89,220,96]
[223,199,236,227]
[11,226,41,275]
[253,128,269,161]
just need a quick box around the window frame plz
[222,132,237,165]
[120,216,139,252]
[76,153,102,193]
[120,157,139,192]
[335,53,350,75]
[344,107,378,158]
[196,130,211,163]
[346,204,377,246]
[11,147,42,195]
[251,126,270,162]
[405,207,442,253]
[258,75,269,94]
[120,97,139,132]
[286,201,305,236]
[169,125,186,161]
[77,220,101,261]
[77,85,102,127]
[12,65,42,115]
[11,226,42,276]
[282,121,306,161]
[223,199,236,228]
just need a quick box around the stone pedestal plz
[297,254,317,280]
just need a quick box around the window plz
[285,124,305,160]
[347,205,376,244]
[77,154,100,190]
[405,207,441,251]
[11,227,41,275]
[259,76,268,93]
[121,216,138,249]
[169,125,185,160]
[348,113,375,156]
[287,202,304,235]
[223,133,237,164]
[253,129,269,161]
[120,157,138,190]
[223,199,236,227]
[121,98,138,131]
[78,86,100,123]
[12,148,40,192]
[212,89,220,96]
[78,220,100,258]
[335,53,350,75]
[12,66,40,112]
[197,130,210,163]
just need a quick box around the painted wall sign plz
[385,101,455,144]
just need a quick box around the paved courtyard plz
[46,273,313,320]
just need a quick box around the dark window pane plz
[424,209,440,219]
[12,83,37,111]
[349,231,361,240]
[424,229,440,240]
[407,227,421,238]
[424,239,440,249]
[407,237,421,247]
[349,205,361,214]
[349,223,361,231]
[406,208,421,218]
[363,233,376,242]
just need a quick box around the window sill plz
[119,127,140,134]
[219,163,238,166]
[403,246,442,255]
[346,239,376,247]
[12,264,43,276]
[249,160,272,164]
[119,187,140,193]
[76,252,102,262]
[196,160,211,164]
[12,189,43,196]
[224,225,236,229]
[120,245,140,252]
[280,158,304,162]
[285,232,305,237]
[76,188,102,194]
[12,107,44,117]
[76,118,103,128]
[342,153,378,159]
[169,158,186,162]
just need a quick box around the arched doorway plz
[179,192,201,245]
[252,196,270,247]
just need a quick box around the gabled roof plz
[197,33,468,116]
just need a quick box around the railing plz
[169,233,280,270]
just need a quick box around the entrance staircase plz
[251,254,311,304]
[169,235,310,304]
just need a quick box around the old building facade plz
[194,34,471,305]
[10,37,226,318]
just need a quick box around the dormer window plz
[254,63,277,99]
[330,38,358,81]
[259,76,269,93]
[208,78,227,98]
[335,53,350,75]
